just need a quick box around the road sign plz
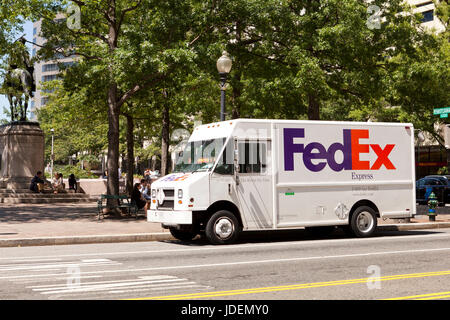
[441,114,448,118]
[433,107,450,115]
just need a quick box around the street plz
[0,228,449,300]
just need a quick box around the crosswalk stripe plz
[38,278,191,294]
[108,284,210,295]
[28,275,178,289]
[0,261,120,272]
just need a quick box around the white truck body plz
[148,119,415,241]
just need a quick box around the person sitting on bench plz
[68,173,77,192]
[52,172,64,193]
[30,171,45,193]
[131,182,148,211]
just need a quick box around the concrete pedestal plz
[0,122,45,189]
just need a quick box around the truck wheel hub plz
[215,218,233,239]
[357,212,373,232]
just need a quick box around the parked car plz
[416,175,450,205]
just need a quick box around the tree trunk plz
[126,114,134,196]
[106,83,121,216]
[307,93,320,120]
[105,3,121,216]
[160,102,170,176]
[231,73,241,119]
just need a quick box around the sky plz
[0,20,34,121]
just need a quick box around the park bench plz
[97,194,139,220]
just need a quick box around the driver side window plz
[214,139,234,175]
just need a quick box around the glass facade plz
[416,145,447,178]
[421,10,434,22]
[42,63,59,72]
[41,74,59,82]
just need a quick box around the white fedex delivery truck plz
[148,119,415,244]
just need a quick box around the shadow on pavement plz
[0,204,147,223]
[163,228,445,246]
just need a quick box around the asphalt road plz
[0,228,449,300]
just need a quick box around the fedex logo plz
[283,128,396,172]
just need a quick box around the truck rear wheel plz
[348,206,377,237]
[169,228,197,241]
[205,210,241,245]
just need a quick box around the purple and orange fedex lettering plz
[351,129,370,170]
[283,128,395,172]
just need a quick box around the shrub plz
[49,165,100,179]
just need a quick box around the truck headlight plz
[151,189,156,198]
[178,189,183,199]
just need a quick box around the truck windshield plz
[174,138,226,173]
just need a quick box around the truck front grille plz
[157,188,175,210]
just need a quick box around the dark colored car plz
[416,175,450,205]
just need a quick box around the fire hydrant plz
[427,192,438,222]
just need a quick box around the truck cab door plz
[234,139,273,230]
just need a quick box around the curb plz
[0,232,174,248]
[0,223,449,248]
[378,222,450,231]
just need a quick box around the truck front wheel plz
[348,206,378,237]
[205,210,241,245]
[169,228,197,241]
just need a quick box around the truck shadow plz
[165,228,443,246]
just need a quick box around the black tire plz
[169,228,197,241]
[305,226,336,237]
[205,210,241,245]
[348,206,378,237]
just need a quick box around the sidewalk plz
[0,203,449,247]
[0,203,171,246]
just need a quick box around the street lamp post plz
[416,130,425,179]
[216,51,232,121]
[50,128,54,179]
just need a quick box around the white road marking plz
[80,259,112,263]
[28,275,178,289]
[37,278,192,295]
[13,275,104,284]
[47,283,210,299]
[1,246,449,281]
[12,258,62,263]
[108,284,210,294]
[0,231,449,261]
[0,261,120,272]
[0,259,112,269]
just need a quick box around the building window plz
[421,10,434,23]
[30,100,35,109]
[41,75,59,82]
[32,48,36,57]
[33,27,37,35]
[42,63,59,72]
[41,97,49,105]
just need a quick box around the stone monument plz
[0,122,44,189]
[0,37,44,190]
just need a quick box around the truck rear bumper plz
[147,210,192,224]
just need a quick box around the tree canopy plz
[0,0,449,191]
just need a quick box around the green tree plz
[33,0,199,212]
